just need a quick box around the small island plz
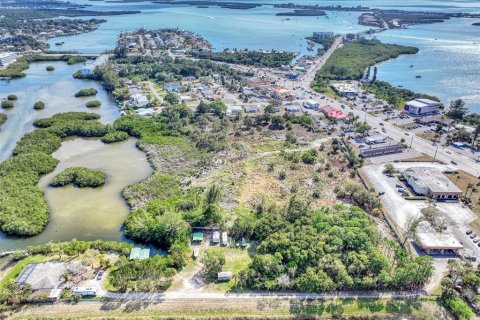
[86,100,102,108]
[0,113,6,128]
[75,88,98,97]
[46,65,55,71]
[33,101,45,110]
[50,167,106,188]
[276,9,326,16]
[101,131,129,143]
[1,100,14,109]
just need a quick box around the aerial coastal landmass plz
[1,0,480,319]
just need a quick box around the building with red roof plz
[320,105,348,120]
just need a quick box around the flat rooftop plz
[403,167,462,194]
[417,232,463,250]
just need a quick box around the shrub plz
[0,112,108,236]
[1,100,14,108]
[86,100,101,108]
[101,131,129,144]
[7,94,17,101]
[50,167,106,188]
[278,170,287,180]
[0,113,6,127]
[46,66,55,71]
[443,297,474,320]
[33,101,45,110]
[202,248,225,280]
[302,150,317,164]
[75,88,98,97]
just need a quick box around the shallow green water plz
[0,137,152,251]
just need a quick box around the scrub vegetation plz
[188,49,296,67]
[0,112,109,236]
[50,167,106,188]
[364,80,439,108]
[314,39,418,81]
[75,88,98,97]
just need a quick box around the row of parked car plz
[466,229,480,247]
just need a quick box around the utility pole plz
[432,145,439,163]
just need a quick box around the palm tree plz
[465,183,474,197]
[472,123,480,148]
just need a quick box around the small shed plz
[129,247,150,260]
[217,271,232,282]
[48,288,62,300]
[212,231,220,244]
[221,232,228,246]
[192,232,204,243]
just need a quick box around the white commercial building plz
[330,82,358,97]
[405,98,442,116]
[416,232,463,254]
[403,167,462,200]
[364,135,387,145]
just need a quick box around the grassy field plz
[7,297,446,319]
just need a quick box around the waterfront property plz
[132,93,149,108]
[403,167,462,200]
[405,98,442,116]
[79,67,94,76]
[129,247,150,260]
[0,52,18,67]
[312,32,334,40]
[16,262,68,291]
[414,115,456,131]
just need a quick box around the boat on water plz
[409,64,414,68]
[55,42,65,46]
[416,75,422,78]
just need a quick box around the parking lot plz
[362,162,480,259]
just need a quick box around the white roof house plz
[132,94,149,108]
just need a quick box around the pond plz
[0,137,152,251]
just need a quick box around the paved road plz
[104,290,425,302]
